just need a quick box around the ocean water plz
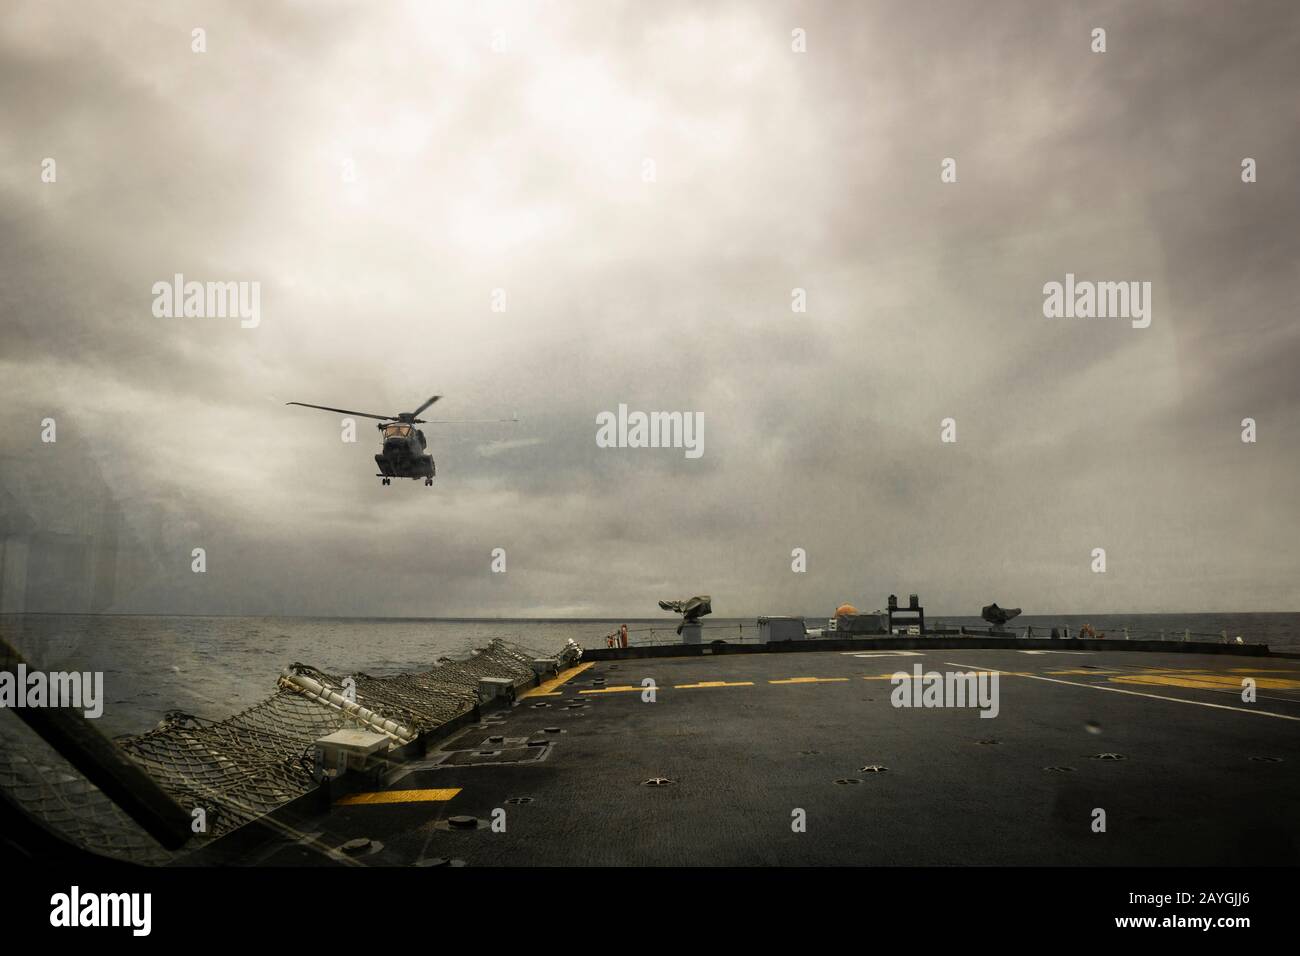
[1,612,1296,736]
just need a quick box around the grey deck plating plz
[229,647,1300,866]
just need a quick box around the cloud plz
[1,0,1297,617]
[477,437,543,458]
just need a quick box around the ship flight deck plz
[199,644,1300,867]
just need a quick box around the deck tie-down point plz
[434,815,486,831]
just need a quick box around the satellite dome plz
[835,603,858,617]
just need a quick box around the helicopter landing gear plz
[381,478,391,486]
[424,477,433,486]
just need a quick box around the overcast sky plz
[2,1,1298,618]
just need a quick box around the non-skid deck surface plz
[241,648,1300,866]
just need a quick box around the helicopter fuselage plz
[375,426,434,481]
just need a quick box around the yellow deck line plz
[862,671,1029,680]
[945,661,1300,721]
[520,661,596,699]
[674,681,754,689]
[335,788,461,806]
[579,685,642,694]
[769,677,850,684]
[1110,673,1300,691]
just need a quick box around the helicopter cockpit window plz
[383,424,412,439]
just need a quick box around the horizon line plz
[4,609,1299,621]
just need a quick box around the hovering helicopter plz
[286,393,516,486]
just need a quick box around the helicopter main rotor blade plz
[409,395,442,418]
[416,416,519,424]
[285,402,398,422]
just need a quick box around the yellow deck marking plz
[335,788,461,806]
[863,671,1030,680]
[1042,660,1300,703]
[945,662,1300,721]
[1017,650,1090,655]
[674,681,754,689]
[769,677,850,684]
[520,661,595,699]
[1111,673,1300,691]
[579,685,642,694]
[839,650,924,658]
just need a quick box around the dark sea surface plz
[2,612,1296,736]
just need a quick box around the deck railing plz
[615,623,1248,646]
